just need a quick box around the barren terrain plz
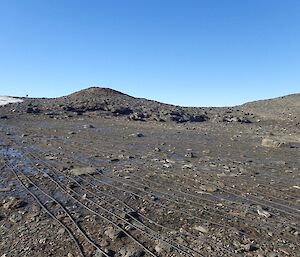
[0,87,299,257]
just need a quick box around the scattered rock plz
[223,116,251,123]
[129,133,144,138]
[26,107,40,114]
[104,226,126,240]
[124,211,140,221]
[83,124,95,128]
[199,185,218,193]
[129,112,145,121]
[93,248,115,257]
[2,197,27,210]
[9,212,22,223]
[261,138,282,148]
[185,152,195,158]
[155,241,171,254]
[112,106,133,115]
[119,246,144,257]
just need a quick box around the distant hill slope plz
[241,93,300,121]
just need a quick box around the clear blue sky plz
[0,0,299,106]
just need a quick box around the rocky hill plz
[1,87,299,125]
[0,87,251,124]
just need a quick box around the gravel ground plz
[0,88,299,257]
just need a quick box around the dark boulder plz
[112,106,133,115]
[189,114,208,122]
[26,107,40,114]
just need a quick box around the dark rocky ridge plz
[0,87,260,124]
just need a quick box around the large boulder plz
[190,114,208,122]
[111,106,133,115]
[70,167,98,176]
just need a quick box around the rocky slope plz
[0,87,299,127]
[242,93,300,122]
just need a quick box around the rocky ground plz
[0,87,299,257]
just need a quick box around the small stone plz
[45,155,57,160]
[93,248,112,257]
[194,225,209,233]
[99,239,109,247]
[58,228,66,235]
[150,195,158,201]
[185,152,195,158]
[199,185,218,193]
[83,124,94,128]
[257,207,271,218]
[182,164,193,169]
[39,238,47,244]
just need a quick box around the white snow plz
[0,96,23,106]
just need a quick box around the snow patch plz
[0,96,23,106]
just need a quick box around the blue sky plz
[0,0,299,106]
